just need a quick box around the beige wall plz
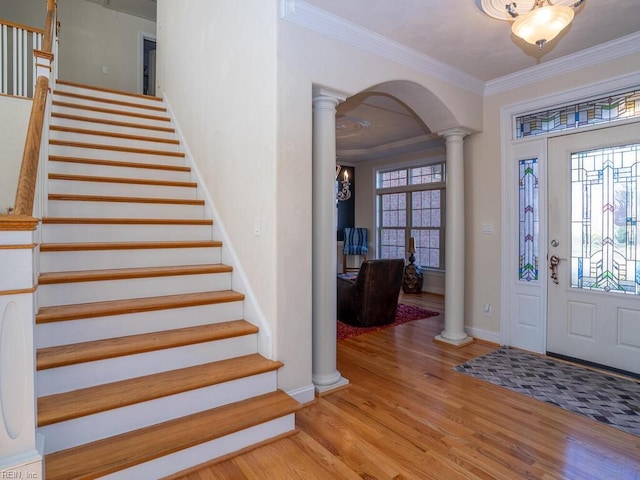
[0,0,45,28]
[0,96,32,212]
[56,0,156,93]
[157,0,483,393]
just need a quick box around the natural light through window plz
[377,164,445,269]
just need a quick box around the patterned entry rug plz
[455,347,640,437]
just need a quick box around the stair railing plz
[0,1,57,478]
[0,19,44,98]
[13,0,57,218]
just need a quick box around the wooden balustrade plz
[9,0,57,217]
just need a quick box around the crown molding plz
[280,0,485,96]
[281,1,640,99]
[485,31,640,96]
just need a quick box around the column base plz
[434,334,475,348]
[314,376,350,396]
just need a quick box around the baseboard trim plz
[286,383,316,405]
[465,326,500,345]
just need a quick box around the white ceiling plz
[85,0,640,164]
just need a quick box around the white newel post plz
[435,128,474,347]
[311,87,349,394]
[0,217,42,479]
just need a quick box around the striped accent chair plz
[342,227,368,273]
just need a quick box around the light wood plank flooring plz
[170,293,640,479]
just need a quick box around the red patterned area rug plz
[337,304,439,341]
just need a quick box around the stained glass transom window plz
[516,89,640,139]
[571,143,640,294]
[519,158,539,282]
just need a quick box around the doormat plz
[454,347,640,437]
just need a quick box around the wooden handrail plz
[42,0,56,54]
[12,76,49,216]
[0,19,45,35]
[10,0,56,217]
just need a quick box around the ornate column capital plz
[312,87,347,109]
[438,127,472,140]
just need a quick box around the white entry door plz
[547,122,640,374]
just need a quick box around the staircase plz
[36,80,300,480]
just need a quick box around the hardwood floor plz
[170,293,640,479]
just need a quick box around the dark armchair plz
[337,259,405,327]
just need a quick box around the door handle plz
[550,255,560,284]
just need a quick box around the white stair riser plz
[52,95,168,118]
[55,84,164,108]
[51,116,176,140]
[50,130,181,152]
[49,144,185,167]
[48,160,192,183]
[39,272,232,307]
[47,200,204,220]
[39,246,222,273]
[37,335,258,396]
[41,372,279,453]
[41,223,211,244]
[48,178,197,200]
[99,416,296,480]
[52,104,171,129]
[35,301,243,348]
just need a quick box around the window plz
[515,88,640,139]
[377,164,445,269]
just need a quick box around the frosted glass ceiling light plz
[511,2,574,49]
[478,0,585,50]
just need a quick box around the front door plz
[547,122,640,374]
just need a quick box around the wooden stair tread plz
[37,322,261,372]
[53,90,167,112]
[51,112,175,133]
[48,193,204,205]
[50,125,179,145]
[49,139,185,157]
[36,290,245,323]
[48,173,197,188]
[44,391,300,480]
[40,240,221,252]
[38,354,277,425]
[56,79,164,102]
[39,263,232,285]
[49,155,191,172]
[42,217,211,225]
[52,100,170,122]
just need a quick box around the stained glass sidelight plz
[516,89,640,139]
[571,143,640,294]
[518,158,539,281]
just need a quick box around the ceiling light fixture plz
[478,0,585,50]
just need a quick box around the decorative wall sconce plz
[336,165,351,202]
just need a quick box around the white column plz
[0,217,43,479]
[435,128,474,347]
[311,87,349,394]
